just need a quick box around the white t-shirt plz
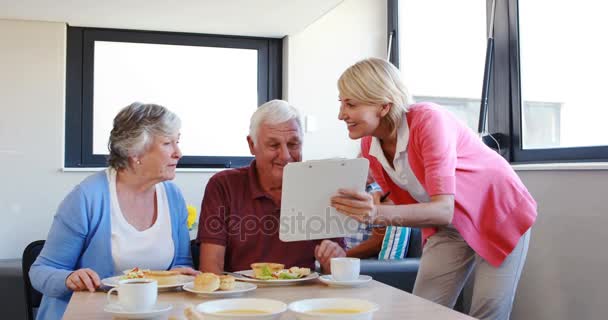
[107,169,174,274]
[369,115,431,203]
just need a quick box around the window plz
[388,0,608,163]
[522,101,562,149]
[398,0,486,132]
[414,96,481,132]
[65,27,282,168]
[514,0,608,161]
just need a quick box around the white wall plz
[512,170,608,320]
[0,19,211,259]
[0,20,82,258]
[286,0,387,160]
[0,0,386,260]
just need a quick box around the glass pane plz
[399,0,486,132]
[520,1,608,149]
[93,41,258,156]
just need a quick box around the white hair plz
[108,102,181,169]
[249,99,303,144]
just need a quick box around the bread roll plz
[143,270,180,285]
[194,273,220,292]
[219,275,236,290]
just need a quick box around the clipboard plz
[279,158,369,242]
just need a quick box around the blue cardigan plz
[30,170,193,320]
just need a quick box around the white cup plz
[330,257,360,281]
[106,278,158,311]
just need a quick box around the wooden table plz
[64,280,475,319]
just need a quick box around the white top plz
[369,115,431,203]
[107,169,174,274]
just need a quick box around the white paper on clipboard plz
[279,158,369,242]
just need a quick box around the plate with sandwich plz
[102,268,195,290]
[183,273,257,297]
[232,263,319,285]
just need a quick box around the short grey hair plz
[249,99,303,144]
[108,102,181,169]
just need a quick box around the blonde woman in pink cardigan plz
[331,58,537,320]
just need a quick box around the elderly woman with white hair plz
[30,102,197,320]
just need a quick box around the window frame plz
[65,26,283,168]
[507,0,608,163]
[388,0,608,163]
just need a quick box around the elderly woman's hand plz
[66,268,101,292]
[170,267,200,276]
[331,188,378,223]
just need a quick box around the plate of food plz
[232,263,319,285]
[183,273,257,298]
[101,267,195,290]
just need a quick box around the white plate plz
[103,303,172,319]
[183,281,257,297]
[101,275,195,291]
[233,270,319,285]
[318,275,372,287]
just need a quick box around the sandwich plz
[142,270,181,286]
[272,267,310,280]
[194,273,220,292]
[289,266,311,277]
[249,263,311,280]
[122,267,146,280]
[251,262,285,280]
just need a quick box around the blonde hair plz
[338,57,414,135]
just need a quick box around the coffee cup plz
[106,278,157,311]
[330,257,360,281]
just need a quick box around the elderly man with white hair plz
[196,100,346,274]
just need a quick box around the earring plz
[136,160,141,165]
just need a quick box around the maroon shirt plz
[197,160,344,272]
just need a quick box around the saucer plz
[318,275,373,287]
[103,303,172,319]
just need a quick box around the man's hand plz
[314,240,346,273]
[65,268,101,292]
[170,267,200,276]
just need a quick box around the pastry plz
[219,275,236,290]
[143,270,180,285]
[194,272,220,292]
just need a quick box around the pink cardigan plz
[362,102,537,267]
